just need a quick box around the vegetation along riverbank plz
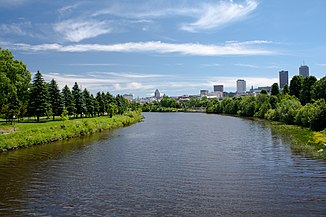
[0,48,143,152]
[142,76,326,160]
[0,111,143,152]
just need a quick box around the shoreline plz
[0,111,143,152]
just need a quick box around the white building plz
[200,90,208,97]
[236,79,246,94]
[123,94,133,101]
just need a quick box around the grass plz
[0,111,143,152]
[264,121,326,161]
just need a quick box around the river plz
[0,113,325,216]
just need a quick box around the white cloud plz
[92,0,258,32]
[92,72,166,78]
[317,64,326,67]
[53,19,111,42]
[112,82,155,91]
[234,63,260,68]
[234,63,280,69]
[8,40,275,56]
[0,21,32,36]
[181,0,258,32]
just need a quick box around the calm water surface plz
[0,113,325,216]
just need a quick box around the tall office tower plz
[213,85,224,92]
[279,71,288,89]
[236,79,246,94]
[299,65,309,78]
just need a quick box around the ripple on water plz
[0,113,325,216]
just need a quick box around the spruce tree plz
[29,71,50,122]
[83,88,94,117]
[62,85,75,116]
[72,82,85,118]
[48,79,64,120]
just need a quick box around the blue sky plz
[1,0,326,97]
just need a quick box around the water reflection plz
[0,113,325,216]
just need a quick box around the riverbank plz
[0,111,143,152]
[262,120,326,160]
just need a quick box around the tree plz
[310,99,326,131]
[289,75,303,98]
[271,83,279,96]
[0,49,31,119]
[260,89,268,94]
[62,85,75,116]
[48,79,64,120]
[299,76,317,105]
[72,82,85,118]
[83,89,95,117]
[276,96,302,124]
[28,71,51,122]
[312,76,326,101]
[282,83,289,95]
[116,94,127,115]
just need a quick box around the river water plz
[0,113,325,216]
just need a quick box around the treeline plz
[143,76,326,131]
[0,48,138,122]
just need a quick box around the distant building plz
[213,85,224,92]
[236,79,246,94]
[207,91,223,99]
[257,86,271,92]
[200,90,208,97]
[279,70,288,89]
[123,94,133,101]
[299,65,309,78]
[154,89,160,99]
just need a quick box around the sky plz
[1,0,326,97]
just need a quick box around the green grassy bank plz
[0,111,143,152]
[263,120,326,160]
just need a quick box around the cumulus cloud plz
[8,40,275,56]
[53,19,111,42]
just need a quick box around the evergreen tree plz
[299,76,317,105]
[271,83,279,96]
[116,94,127,115]
[28,71,50,122]
[289,75,303,98]
[72,82,85,118]
[94,95,100,117]
[48,79,64,120]
[83,88,94,117]
[62,85,75,116]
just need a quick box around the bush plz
[310,99,326,131]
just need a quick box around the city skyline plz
[1,0,326,97]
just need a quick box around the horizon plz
[1,0,325,97]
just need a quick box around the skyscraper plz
[213,85,223,92]
[299,65,309,78]
[279,70,288,89]
[236,79,246,94]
